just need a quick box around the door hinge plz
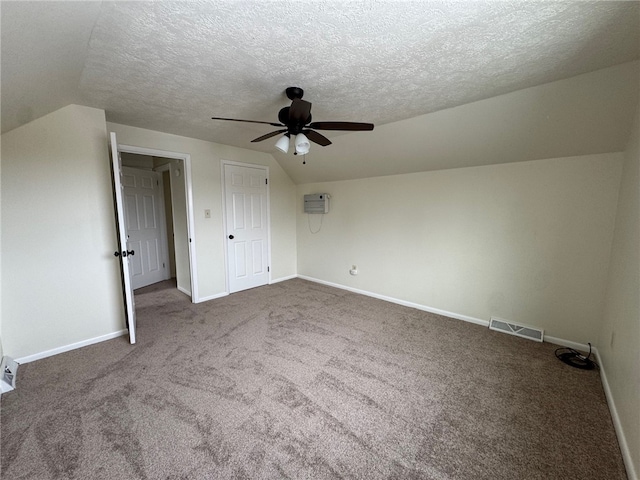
[265,178,268,185]
[163,262,165,268]
[267,266,270,272]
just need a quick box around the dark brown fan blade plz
[308,122,374,131]
[289,99,312,123]
[251,129,287,143]
[303,129,332,146]
[212,116,283,127]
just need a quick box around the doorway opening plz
[118,146,198,302]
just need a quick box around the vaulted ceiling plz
[2,1,639,183]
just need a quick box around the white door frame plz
[153,163,174,282]
[221,160,272,293]
[117,143,199,303]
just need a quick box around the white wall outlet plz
[349,265,358,275]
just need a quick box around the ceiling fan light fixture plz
[274,133,290,153]
[295,133,310,155]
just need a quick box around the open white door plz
[110,132,137,344]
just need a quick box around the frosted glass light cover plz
[295,133,310,154]
[275,134,289,153]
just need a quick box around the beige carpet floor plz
[1,278,627,479]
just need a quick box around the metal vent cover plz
[489,317,544,342]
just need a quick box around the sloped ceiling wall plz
[280,61,639,183]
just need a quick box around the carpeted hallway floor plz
[1,278,627,479]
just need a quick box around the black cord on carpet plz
[555,342,599,370]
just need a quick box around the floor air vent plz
[489,317,544,342]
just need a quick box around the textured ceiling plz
[2,1,639,183]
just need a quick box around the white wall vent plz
[489,317,544,342]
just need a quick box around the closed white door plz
[121,167,167,289]
[224,164,269,293]
[109,132,136,344]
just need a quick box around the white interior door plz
[224,163,269,293]
[109,132,136,344]
[122,167,167,290]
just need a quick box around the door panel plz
[122,167,167,289]
[146,238,161,272]
[234,242,247,278]
[225,164,269,293]
[109,132,136,345]
[142,195,156,228]
[232,193,245,229]
[128,240,144,276]
[252,240,264,274]
[124,193,139,231]
[251,194,263,228]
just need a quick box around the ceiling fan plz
[212,87,374,155]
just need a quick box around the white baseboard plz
[593,348,637,480]
[0,380,14,394]
[177,285,192,297]
[544,336,593,352]
[297,275,489,327]
[15,329,128,365]
[195,275,299,302]
[194,291,228,303]
[297,277,600,349]
[270,274,298,285]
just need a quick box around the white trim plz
[266,168,272,286]
[156,169,171,281]
[177,285,192,296]
[221,160,271,294]
[194,291,229,303]
[183,154,199,302]
[270,274,298,284]
[544,336,593,352]
[593,348,638,480]
[118,144,199,302]
[0,356,17,394]
[296,277,600,350]
[117,144,183,159]
[15,330,128,365]
[0,381,14,394]
[153,163,174,280]
[153,163,171,173]
[220,161,230,294]
[297,275,489,327]
[219,159,268,169]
